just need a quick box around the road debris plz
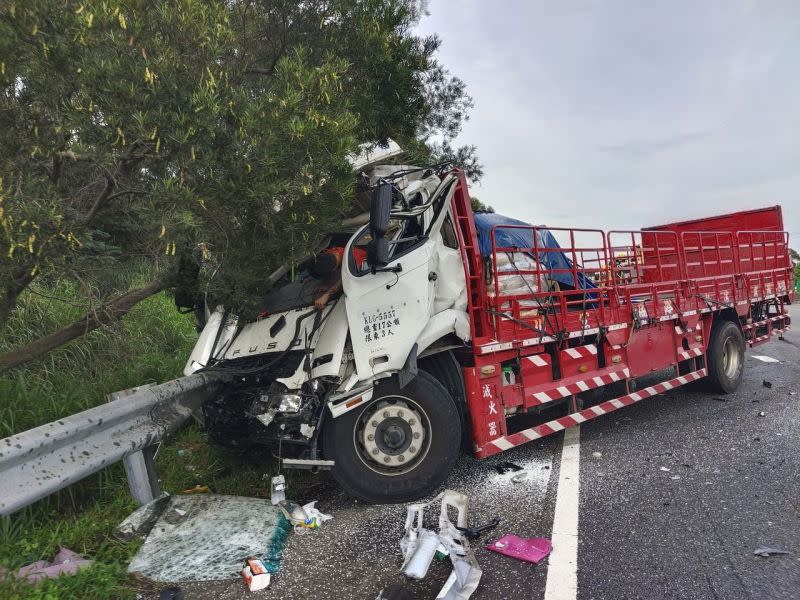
[114,493,171,541]
[494,461,523,474]
[753,546,791,557]
[752,355,780,363]
[376,584,417,600]
[510,471,528,483]
[758,411,766,417]
[660,467,671,472]
[182,485,211,494]
[399,490,482,599]
[126,494,290,582]
[762,380,772,389]
[592,452,602,459]
[158,586,183,600]
[456,517,501,541]
[403,529,439,579]
[486,535,552,564]
[242,557,271,591]
[278,500,333,533]
[6,547,91,583]
[270,474,286,505]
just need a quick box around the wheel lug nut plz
[398,455,405,462]
[408,419,416,425]
[372,448,379,455]
[397,410,404,417]
[383,411,390,419]
[367,434,374,441]
[413,432,420,439]
[409,446,416,453]
[383,456,391,463]
[371,420,378,427]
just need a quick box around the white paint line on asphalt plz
[544,425,580,600]
[752,355,779,363]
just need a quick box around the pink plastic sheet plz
[13,547,92,582]
[486,535,552,564]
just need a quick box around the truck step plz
[281,459,335,470]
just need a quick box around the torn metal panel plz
[399,490,482,600]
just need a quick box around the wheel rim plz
[721,336,741,379]
[353,396,431,476]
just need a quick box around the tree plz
[0,0,479,371]
[790,248,800,288]
[470,196,494,213]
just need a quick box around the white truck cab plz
[184,163,472,502]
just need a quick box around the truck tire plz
[706,319,745,394]
[323,370,462,503]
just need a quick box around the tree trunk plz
[0,267,36,328]
[0,279,166,373]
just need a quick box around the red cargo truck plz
[196,167,793,501]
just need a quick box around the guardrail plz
[0,372,228,516]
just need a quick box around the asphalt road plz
[577,307,800,600]
[161,305,799,600]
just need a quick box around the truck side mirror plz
[369,183,392,237]
[367,237,390,267]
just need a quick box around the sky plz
[416,1,800,245]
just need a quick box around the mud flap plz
[398,343,419,389]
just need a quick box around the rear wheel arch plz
[419,350,472,451]
[713,308,743,328]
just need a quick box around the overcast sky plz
[417,1,800,245]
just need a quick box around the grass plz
[0,281,279,599]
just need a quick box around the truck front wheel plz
[323,370,462,503]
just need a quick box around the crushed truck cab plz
[185,165,474,501]
[185,159,793,503]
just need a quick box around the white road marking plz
[544,426,580,600]
[752,355,779,363]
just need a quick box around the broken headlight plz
[250,392,306,427]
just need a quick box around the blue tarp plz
[473,212,596,290]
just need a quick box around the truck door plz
[343,217,435,380]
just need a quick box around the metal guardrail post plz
[122,446,161,505]
[109,385,162,504]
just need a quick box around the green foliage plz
[0,279,196,435]
[0,0,480,329]
[470,196,494,213]
[790,248,800,286]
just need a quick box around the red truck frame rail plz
[448,172,793,459]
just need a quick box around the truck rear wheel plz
[323,370,461,503]
[706,319,745,394]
